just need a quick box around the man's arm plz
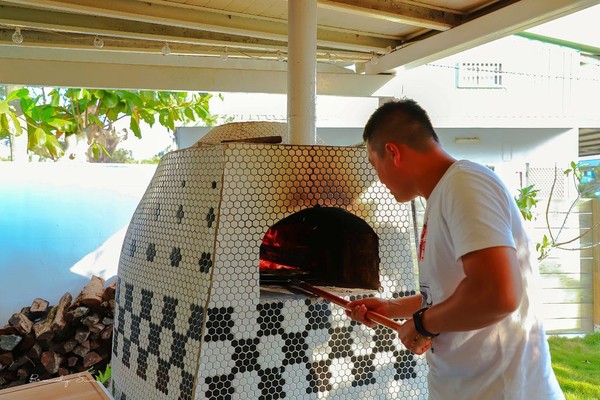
[420,246,523,334]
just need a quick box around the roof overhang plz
[1,0,599,95]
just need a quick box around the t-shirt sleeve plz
[443,168,516,261]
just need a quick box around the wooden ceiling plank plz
[1,0,397,53]
[0,4,289,52]
[318,0,463,31]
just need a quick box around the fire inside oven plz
[259,206,381,290]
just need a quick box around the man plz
[347,99,563,399]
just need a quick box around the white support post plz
[287,0,317,145]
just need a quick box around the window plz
[456,62,503,88]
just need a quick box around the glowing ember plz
[259,259,300,272]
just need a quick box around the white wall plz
[381,36,595,128]
[0,163,156,323]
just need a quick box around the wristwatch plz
[412,307,440,337]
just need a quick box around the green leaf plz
[103,92,119,108]
[87,114,103,127]
[45,134,64,159]
[19,97,35,114]
[0,114,9,138]
[93,89,106,99]
[195,104,208,120]
[130,116,141,138]
[9,112,23,136]
[31,107,43,122]
[0,101,8,114]
[6,88,29,102]
[91,142,100,159]
[105,108,119,122]
[184,107,195,121]
[47,118,74,130]
[50,90,61,107]
[30,127,47,147]
[41,106,56,122]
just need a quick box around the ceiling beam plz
[318,0,463,31]
[364,0,600,73]
[0,28,372,63]
[1,0,399,53]
[0,46,394,96]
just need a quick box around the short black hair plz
[363,98,439,155]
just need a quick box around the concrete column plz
[287,0,317,145]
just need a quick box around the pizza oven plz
[111,122,426,400]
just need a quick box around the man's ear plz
[384,142,402,166]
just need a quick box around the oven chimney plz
[287,0,317,145]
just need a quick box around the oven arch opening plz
[259,206,381,291]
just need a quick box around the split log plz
[72,340,90,358]
[71,276,105,310]
[7,355,30,371]
[102,281,116,302]
[89,339,102,351]
[89,323,105,334]
[8,313,32,335]
[0,327,17,336]
[40,350,62,374]
[14,335,36,355]
[16,367,30,381]
[30,298,49,318]
[66,306,90,322]
[83,351,102,368]
[81,313,100,328]
[27,343,42,360]
[32,306,57,341]
[51,293,72,335]
[0,335,22,352]
[67,356,78,368]
[0,352,13,367]
[74,328,90,344]
[100,326,113,341]
[57,338,78,354]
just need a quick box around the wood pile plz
[0,276,115,389]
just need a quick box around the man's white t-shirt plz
[418,160,564,400]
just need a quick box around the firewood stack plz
[0,275,115,389]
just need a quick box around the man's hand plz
[346,298,390,328]
[346,296,432,354]
[398,318,433,355]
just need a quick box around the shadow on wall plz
[0,163,156,323]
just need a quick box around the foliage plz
[514,184,539,221]
[522,161,600,260]
[0,87,216,161]
[549,333,600,400]
[94,364,112,388]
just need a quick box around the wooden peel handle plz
[294,281,404,331]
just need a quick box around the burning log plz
[0,276,115,390]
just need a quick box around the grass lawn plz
[548,332,600,400]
